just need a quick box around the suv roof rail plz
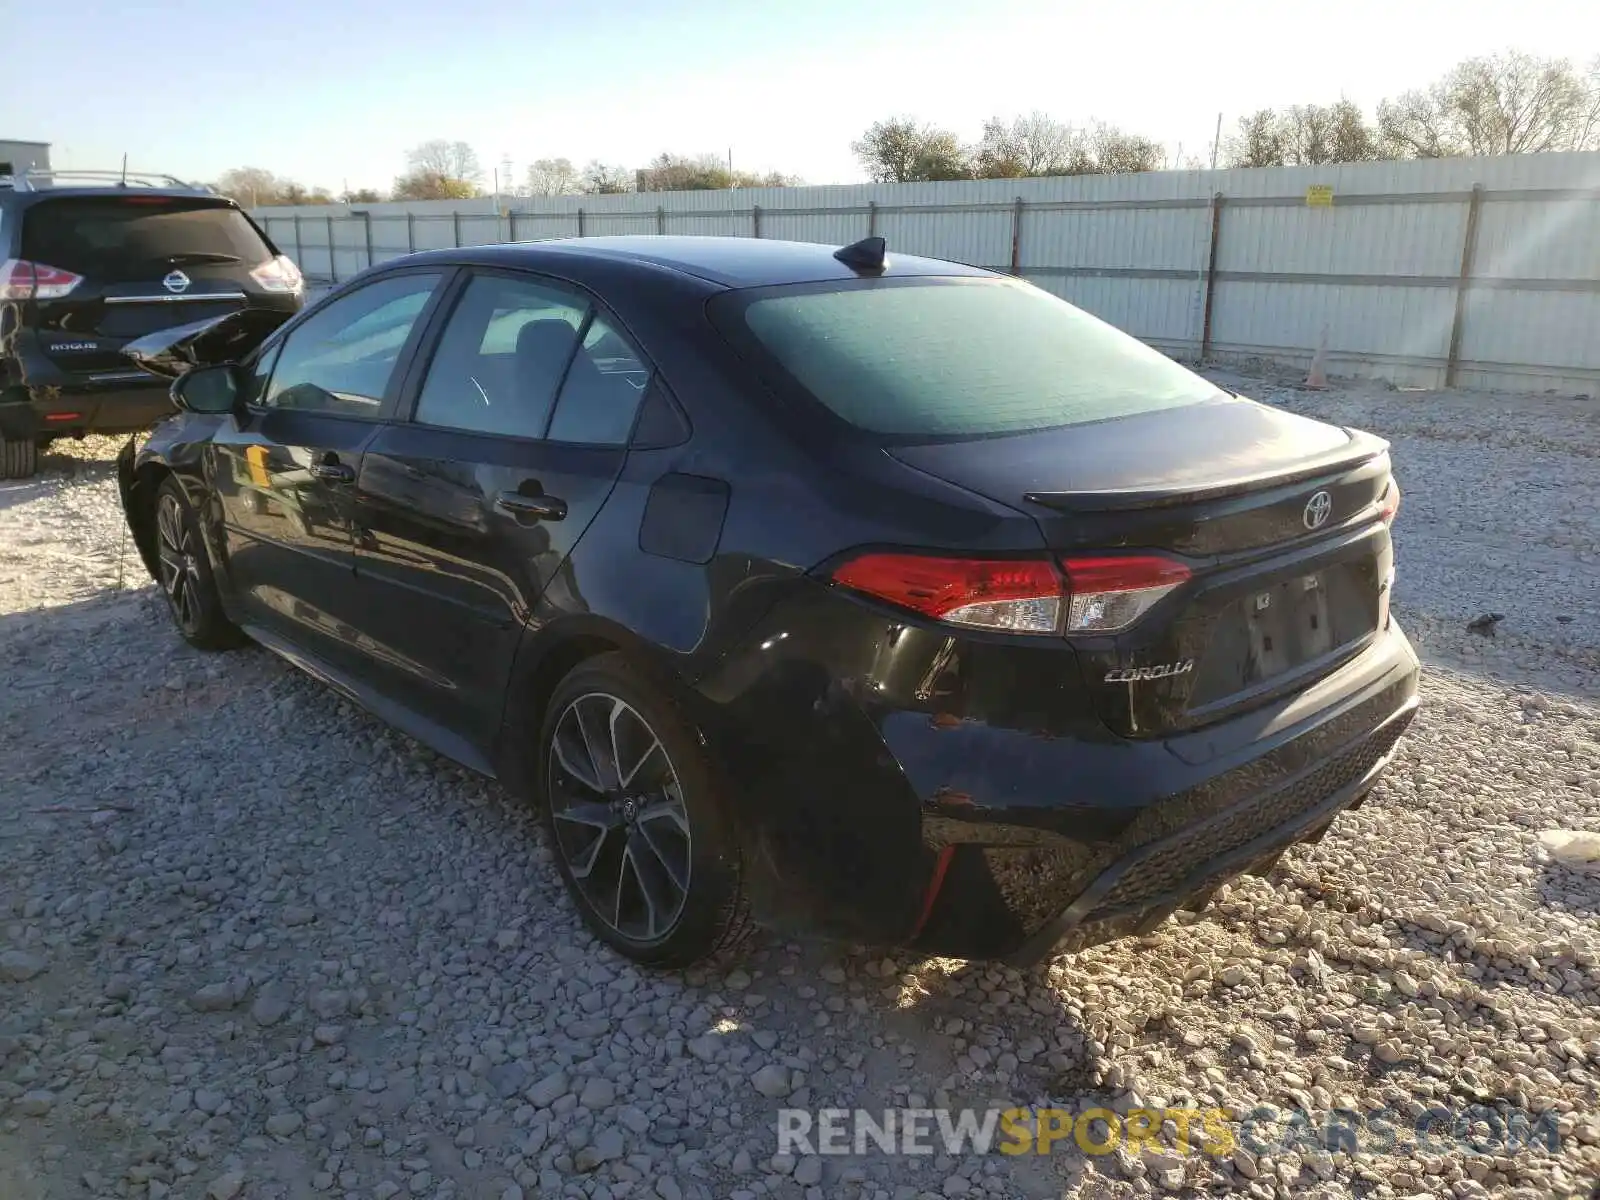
[0,168,215,194]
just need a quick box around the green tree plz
[392,170,479,201]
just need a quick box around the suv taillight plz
[830,552,1191,635]
[0,258,84,300]
[250,254,303,295]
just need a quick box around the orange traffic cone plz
[1304,326,1330,389]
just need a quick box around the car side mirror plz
[172,364,241,415]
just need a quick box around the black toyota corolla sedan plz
[116,234,1418,968]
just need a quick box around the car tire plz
[0,433,38,479]
[153,477,246,651]
[538,653,753,968]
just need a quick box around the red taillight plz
[831,553,1064,634]
[0,258,84,301]
[1378,479,1400,525]
[1059,555,1191,633]
[830,550,1192,635]
[250,254,303,295]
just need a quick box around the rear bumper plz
[698,580,1420,962]
[0,375,174,440]
[1000,693,1414,964]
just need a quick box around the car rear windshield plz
[20,197,273,283]
[714,277,1223,439]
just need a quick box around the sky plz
[9,0,1598,193]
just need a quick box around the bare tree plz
[524,157,582,196]
[342,187,385,204]
[1284,100,1378,163]
[582,161,633,194]
[1323,99,1379,163]
[1225,111,1290,167]
[1083,123,1165,174]
[406,140,484,187]
[1379,52,1600,157]
[1227,101,1376,166]
[213,167,285,207]
[852,118,971,182]
[974,112,1082,177]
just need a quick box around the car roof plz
[404,235,997,289]
[1,186,237,207]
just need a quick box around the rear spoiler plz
[1023,431,1391,514]
[123,308,293,379]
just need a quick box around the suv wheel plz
[538,653,753,968]
[0,433,39,479]
[154,477,246,651]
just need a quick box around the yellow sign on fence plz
[1306,184,1335,207]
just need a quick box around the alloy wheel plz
[155,493,203,635]
[546,692,692,943]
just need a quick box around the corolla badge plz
[1104,660,1195,683]
[162,270,192,294]
[1303,489,1333,530]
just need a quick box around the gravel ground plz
[1,372,1597,1200]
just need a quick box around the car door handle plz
[310,460,356,483]
[495,490,567,521]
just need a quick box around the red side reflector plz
[45,412,82,422]
[1378,479,1400,525]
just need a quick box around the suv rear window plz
[713,277,1222,439]
[20,198,273,283]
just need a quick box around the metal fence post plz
[407,212,416,253]
[1445,183,1484,389]
[656,206,665,235]
[753,204,762,238]
[1009,197,1024,275]
[452,211,462,247]
[326,214,337,283]
[292,214,303,268]
[577,208,586,237]
[1200,192,1226,362]
[509,212,520,242]
[362,211,374,270]
[867,200,878,237]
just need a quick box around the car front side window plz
[261,272,442,417]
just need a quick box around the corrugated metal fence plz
[254,152,1600,394]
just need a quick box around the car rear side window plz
[715,277,1222,439]
[545,314,652,445]
[263,272,441,416]
[414,274,591,438]
[19,197,274,283]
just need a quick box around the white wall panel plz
[251,152,1600,394]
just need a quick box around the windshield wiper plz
[151,252,242,266]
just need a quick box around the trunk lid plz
[20,195,287,375]
[888,396,1395,737]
